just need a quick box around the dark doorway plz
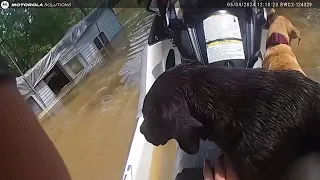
[93,32,114,59]
[44,64,70,95]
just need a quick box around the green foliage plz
[109,0,122,7]
[114,0,146,8]
[137,0,147,6]
[0,8,86,76]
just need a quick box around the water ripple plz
[117,10,154,89]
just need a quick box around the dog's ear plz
[289,26,301,46]
[267,8,277,27]
[175,114,203,131]
[174,115,203,154]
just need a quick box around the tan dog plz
[263,8,306,76]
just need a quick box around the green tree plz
[0,8,86,76]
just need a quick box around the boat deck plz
[175,140,221,180]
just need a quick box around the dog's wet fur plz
[140,63,320,180]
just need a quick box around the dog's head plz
[267,8,301,45]
[140,64,204,154]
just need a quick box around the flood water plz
[40,9,154,180]
[39,8,320,180]
[277,8,320,82]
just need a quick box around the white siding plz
[59,45,79,65]
[75,24,102,64]
[96,8,122,41]
[78,43,102,64]
[35,80,57,107]
[74,8,122,64]
[75,22,99,48]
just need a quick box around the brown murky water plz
[40,10,154,180]
[40,58,139,180]
[39,8,320,180]
[277,8,320,82]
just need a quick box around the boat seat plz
[175,140,221,180]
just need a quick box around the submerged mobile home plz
[16,7,128,117]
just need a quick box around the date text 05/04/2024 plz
[226,2,313,8]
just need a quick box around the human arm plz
[0,56,71,180]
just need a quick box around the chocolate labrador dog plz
[140,63,320,180]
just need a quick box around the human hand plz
[203,155,239,180]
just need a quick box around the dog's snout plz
[140,121,148,135]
